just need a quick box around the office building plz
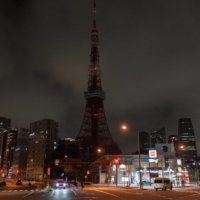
[26,119,59,180]
[12,128,29,178]
[178,118,197,161]
[150,127,166,149]
[168,135,178,144]
[0,117,11,168]
[139,131,150,154]
[2,128,18,177]
[0,117,11,130]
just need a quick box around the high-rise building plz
[76,1,121,161]
[13,145,28,178]
[12,128,29,178]
[0,117,11,130]
[2,128,18,177]
[150,127,166,149]
[168,135,178,144]
[139,131,149,154]
[0,117,11,168]
[178,118,197,161]
[17,128,29,146]
[26,119,59,180]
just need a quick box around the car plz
[16,179,22,185]
[153,177,172,191]
[53,179,66,189]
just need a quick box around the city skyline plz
[1,0,200,155]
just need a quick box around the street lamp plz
[121,125,142,189]
[179,145,185,170]
[97,148,102,184]
[97,148,102,153]
[138,131,142,189]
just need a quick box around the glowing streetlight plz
[121,124,142,189]
[97,149,102,153]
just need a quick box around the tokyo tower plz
[76,0,121,162]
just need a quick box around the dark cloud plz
[1,0,200,155]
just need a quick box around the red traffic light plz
[113,159,120,164]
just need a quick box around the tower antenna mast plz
[92,0,97,32]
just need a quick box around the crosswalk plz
[0,189,42,193]
[174,190,200,194]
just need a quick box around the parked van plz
[153,177,172,191]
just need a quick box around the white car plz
[154,177,173,191]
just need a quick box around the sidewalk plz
[92,183,152,189]
[91,183,198,189]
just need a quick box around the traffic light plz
[162,146,168,152]
[113,159,121,165]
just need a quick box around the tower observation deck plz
[76,1,121,162]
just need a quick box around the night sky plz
[1,0,200,155]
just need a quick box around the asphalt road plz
[0,184,200,200]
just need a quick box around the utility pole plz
[138,131,142,189]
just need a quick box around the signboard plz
[47,167,51,176]
[149,150,157,158]
[55,159,59,166]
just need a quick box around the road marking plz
[50,189,54,196]
[91,189,124,199]
[21,191,34,198]
[71,188,77,195]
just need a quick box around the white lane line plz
[50,189,54,196]
[21,191,34,198]
[71,188,77,195]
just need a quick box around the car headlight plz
[63,183,66,186]
[56,183,59,186]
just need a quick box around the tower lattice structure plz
[76,1,121,161]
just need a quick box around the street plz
[0,183,200,200]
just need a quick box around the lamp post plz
[121,125,142,189]
[180,145,185,171]
[97,149,102,184]
[138,131,142,189]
